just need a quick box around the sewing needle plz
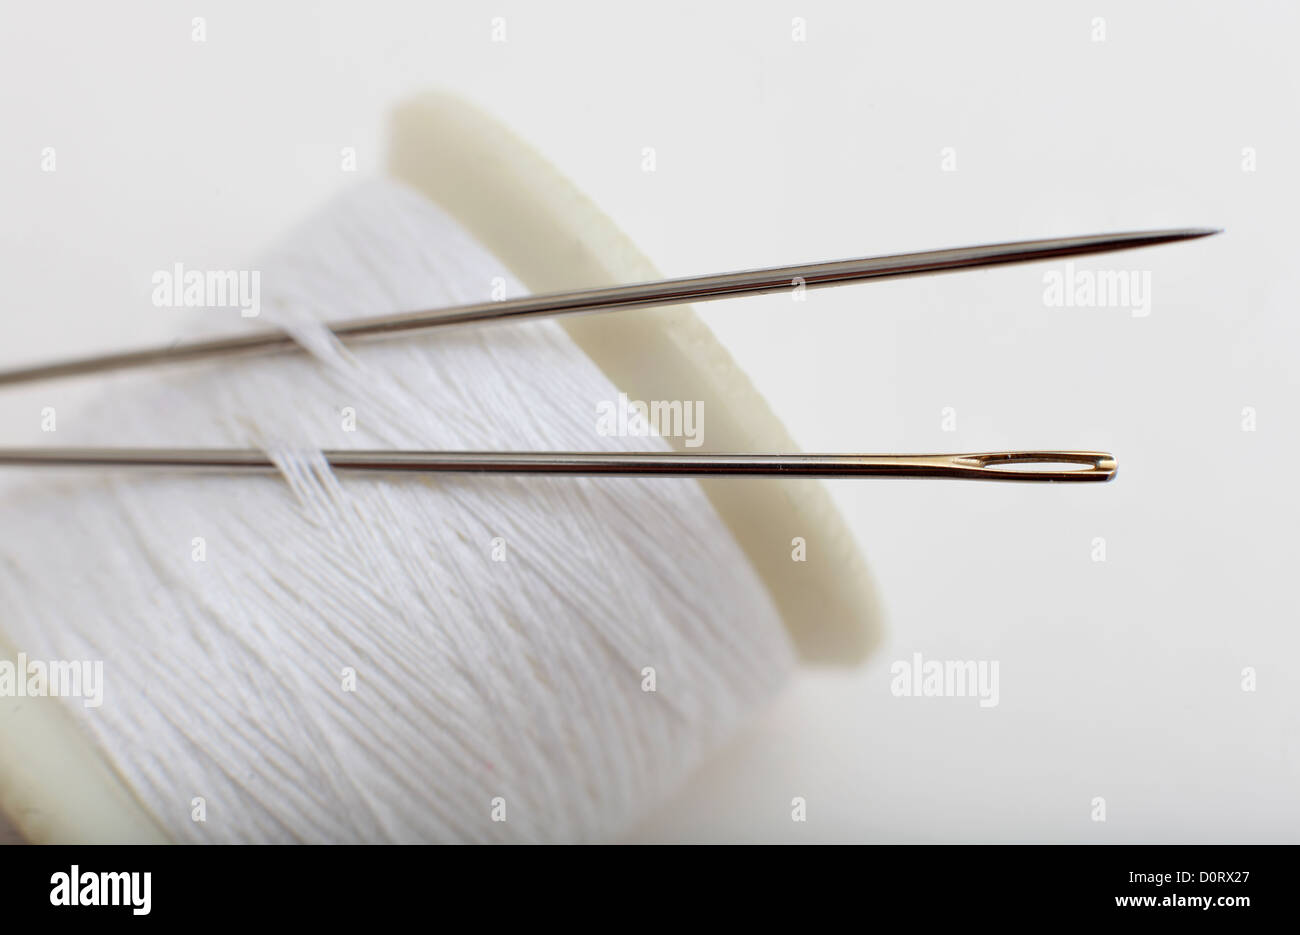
[0,228,1218,388]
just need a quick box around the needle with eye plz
[0,227,1219,481]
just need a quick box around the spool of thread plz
[0,94,880,843]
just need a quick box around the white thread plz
[0,180,795,842]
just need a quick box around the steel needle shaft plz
[0,228,1218,388]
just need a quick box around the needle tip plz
[1098,227,1223,251]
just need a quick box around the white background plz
[1,1,1296,842]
